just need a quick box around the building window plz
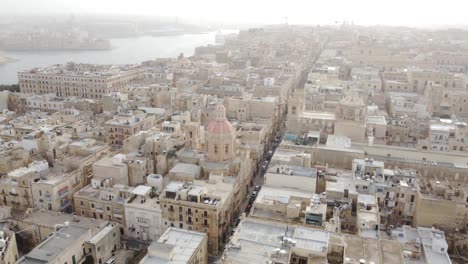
[179,223,183,229]
[214,144,218,154]
[80,201,83,206]
[137,217,149,224]
[225,144,229,154]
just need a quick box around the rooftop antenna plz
[284,16,288,25]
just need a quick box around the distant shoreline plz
[0,55,16,64]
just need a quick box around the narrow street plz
[209,45,321,264]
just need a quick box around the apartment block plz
[18,62,146,98]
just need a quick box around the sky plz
[2,0,468,26]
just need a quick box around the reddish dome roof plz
[206,120,234,135]
[206,103,234,135]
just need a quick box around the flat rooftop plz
[169,163,201,178]
[19,211,107,233]
[255,185,314,205]
[140,228,206,264]
[366,115,387,125]
[223,219,294,264]
[162,180,232,207]
[267,165,317,178]
[132,185,152,196]
[293,227,329,253]
[7,160,48,178]
[18,225,89,264]
[302,111,336,120]
[74,184,133,204]
[88,224,114,244]
[224,218,333,264]
[343,235,381,264]
[380,239,404,264]
[19,63,141,77]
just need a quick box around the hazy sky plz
[2,0,467,26]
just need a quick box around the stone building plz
[124,185,163,242]
[140,228,208,264]
[0,160,48,210]
[74,183,133,227]
[18,62,146,99]
[83,222,121,264]
[334,89,367,142]
[104,110,156,145]
[159,177,236,255]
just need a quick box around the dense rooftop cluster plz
[0,24,466,264]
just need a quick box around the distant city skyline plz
[2,0,468,27]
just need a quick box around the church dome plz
[206,105,235,135]
[205,104,236,162]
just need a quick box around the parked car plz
[254,185,261,191]
[245,204,252,211]
[105,258,115,264]
[234,217,241,227]
[252,191,258,197]
[249,197,256,204]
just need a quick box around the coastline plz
[0,55,17,65]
